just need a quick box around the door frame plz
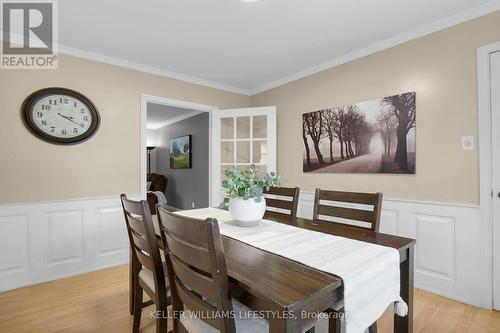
[477,41,500,309]
[140,94,218,205]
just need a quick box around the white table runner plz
[172,208,407,333]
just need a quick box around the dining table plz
[136,209,415,333]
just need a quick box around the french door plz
[492,51,500,310]
[210,107,276,207]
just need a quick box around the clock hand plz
[58,113,84,127]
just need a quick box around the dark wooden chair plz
[120,194,171,333]
[313,189,383,232]
[263,186,300,223]
[157,206,269,333]
[313,189,382,332]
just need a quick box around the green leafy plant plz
[219,166,281,210]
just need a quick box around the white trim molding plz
[0,195,140,292]
[477,40,500,309]
[297,191,483,307]
[251,0,500,94]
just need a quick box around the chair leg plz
[129,262,135,315]
[132,285,143,333]
[155,300,169,333]
[368,321,377,333]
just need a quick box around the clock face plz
[22,88,100,144]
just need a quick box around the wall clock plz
[22,87,100,144]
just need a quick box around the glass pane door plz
[211,107,276,207]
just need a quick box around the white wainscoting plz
[0,196,139,292]
[297,191,482,307]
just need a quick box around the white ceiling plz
[147,103,201,130]
[59,0,499,94]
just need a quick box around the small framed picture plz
[169,135,192,169]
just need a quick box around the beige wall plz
[0,55,250,203]
[251,11,500,205]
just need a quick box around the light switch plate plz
[461,136,474,150]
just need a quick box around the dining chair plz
[263,186,300,223]
[312,189,383,232]
[313,189,382,333]
[120,194,171,333]
[157,206,270,333]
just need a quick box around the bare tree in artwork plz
[331,107,347,160]
[323,108,337,162]
[376,109,398,156]
[302,114,311,167]
[382,92,416,171]
[304,111,325,164]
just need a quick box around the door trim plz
[140,94,217,205]
[477,41,500,309]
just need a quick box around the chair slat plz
[265,198,293,211]
[130,229,149,253]
[135,249,154,271]
[170,255,216,300]
[264,186,297,197]
[318,205,374,223]
[173,278,221,330]
[127,215,146,235]
[163,232,211,272]
[318,190,379,205]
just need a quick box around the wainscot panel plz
[297,191,482,307]
[0,195,139,292]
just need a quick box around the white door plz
[492,51,500,310]
[211,107,276,207]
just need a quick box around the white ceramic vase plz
[228,197,266,227]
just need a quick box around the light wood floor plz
[0,265,499,333]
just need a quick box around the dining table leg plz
[394,245,414,333]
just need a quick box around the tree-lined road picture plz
[303,92,416,174]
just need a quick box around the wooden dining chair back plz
[312,189,383,232]
[263,186,300,222]
[157,206,236,333]
[120,194,170,333]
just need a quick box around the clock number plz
[73,128,78,134]
[61,129,67,135]
[80,108,85,114]
[41,105,50,110]
[50,127,55,133]
[83,116,88,121]
[74,102,78,107]
[36,112,43,118]
[41,120,47,126]
[60,98,68,104]
[49,99,57,105]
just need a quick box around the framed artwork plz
[169,135,192,169]
[303,92,415,174]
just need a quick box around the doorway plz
[140,95,216,209]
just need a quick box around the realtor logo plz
[1,0,58,69]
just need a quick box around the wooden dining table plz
[139,210,415,333]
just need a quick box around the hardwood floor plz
[0,265,499,333]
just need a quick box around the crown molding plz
[2,1,499,96]
[58,45,252,95]
[250,0,500,95]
